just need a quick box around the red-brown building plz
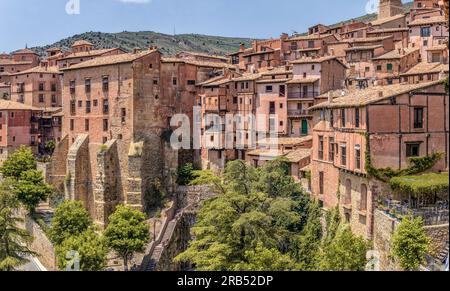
[309,80,448,239]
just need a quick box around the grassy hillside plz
[30,31,255,57]
[30,2,414,57]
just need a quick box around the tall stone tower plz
[378,0,404,19]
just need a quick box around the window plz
[406,143,421,157]
[318,136,324,160]
[187,80,196,86]
[355,108,360,128]
[51,83,57,92]
[86,101,91,113]
[319,172,324,195]
[420,27,431,37]
[279,85,286,97]
[387,63,393,71]
[341,109,346,127]
[39,94,44,103]
[265,85,273,93]
[103,99,109,114]
[355,145,361,170]
[365,67,370,72]
[233,96,238,104]
[51,95,57,104]
[341,145,347,166]
[85,119,89,131]
[78,100,82,108]
[329,137,335,162]
[376,65,382,71]
[344,179,352,205]
[70,100,76,115]
[172,78,177,86]
[70,119,74,131]
[39,83,44,91]
[103,119,109,131]
[414,107,424,129]
[102,76,109,91]
[360,184,368,211]
[93,100,98,107]
[330,110,334,127]
[85,79,91,93]
[121,108,126,124]
[70,80,76,94]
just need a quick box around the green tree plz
[175,159,314,271]
[233,243,300,271]
[392,217,430,271]
[177,163,195,186]
[14,170,53,214]
[0,146,36,180]
[0,180,36,271]
[104,205,150,271]
[49,201,93,246]
[295,201,323,270]
[56,229,108,271]
[319,225,370,271]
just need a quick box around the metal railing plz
[377,198,449,226]
[287,91,319,99]
[288,109,311,116]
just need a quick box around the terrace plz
[377,173,449,225]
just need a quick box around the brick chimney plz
[328,91,333,103]
[133,47,142,54]
[239,43,245,52]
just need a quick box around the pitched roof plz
[401,62,449,76]
[161,57,236,69]
[345,45,383,51]
[71,40,94,47]
[260,66,293,76]
[367,27,409,34]
[12,65,61,75]
[232,73,262,82]
[373,47,419,60]
[285,148,312,163]
[199,76,232,87]
[286,33,337,42]
[0,99,41,111]
[177,51,229,61]
[290,55,340,64]
[286,77,321,84]
[60,48,123,60]
[259,135,313,146]
[13,48,38,55]
[370,14,405,26]
[310,80,445,110]
[61,49,159,70]
[256,78,291,84]
[409,16,447,26]
[426,44,448,51]
[0,59,33,66]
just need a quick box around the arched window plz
[344,179,352,205]
[360,184,368,211]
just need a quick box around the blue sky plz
[0,0,407,52]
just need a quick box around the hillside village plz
[0,0,449,272]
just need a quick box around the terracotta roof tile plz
[370,14,405,26]
[310,80,445,110]
[12,66,61,75]
[0,99,41,111]
[401,62,449,76]
[61,49,159,70]
[61,48,123,60]
[409,16,446,26]
[373,47,420,60]
[286,77,321,84]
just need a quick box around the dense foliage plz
[176,159,369,271]
[56,229,108,271]
[392,217,430,271]
[177,163,196,186]
[0,180,35,271]
[14,170,53,214]
[104,205,150,271]
[390,173,449,197]
[49,201,93,246]
[0,146,37,180]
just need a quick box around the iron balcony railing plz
[377,198,449,226]
[287,91,319,99]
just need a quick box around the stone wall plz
[48,135,69,202]
[373,209,449,271]
[65,134,93,214]
[425,224,449,259]
[373,209,401,271]
[93,139,121,228]
[23,214,56,271]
